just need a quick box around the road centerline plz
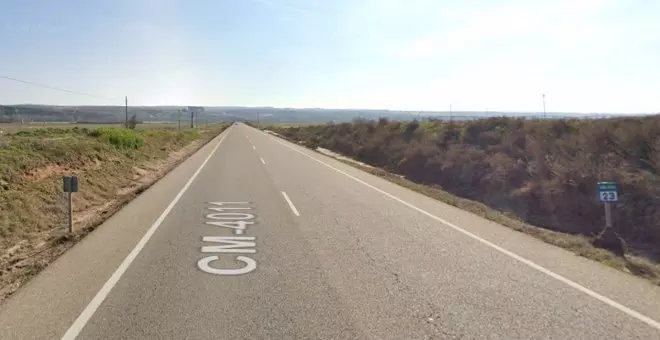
[281,191,300,216]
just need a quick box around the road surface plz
[1,123,660,339]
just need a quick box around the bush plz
[13,127,89,137]
[127,115,138,129]
[88,128,144,149]
[268,115,660,258]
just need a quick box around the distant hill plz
[0,104,654,124]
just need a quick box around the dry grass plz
[335,152,660,285]
[0,122,194,134]
[266,117,660,259]
[0,124,229,301]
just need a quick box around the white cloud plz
[389,0,623,60]
[319,0,660,112]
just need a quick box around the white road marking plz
[60,129,232,340]
[206,212,255,220]
[205,202,253,235]
[208,207,252,211]
[260,157,266,165]
[201,236,257,254]
[208,201,250,205]
[281,191,300,216]
[206,220,253,235]
[268,133,660,332]
[199,202,257,275]
[198,255,256,276]
[253,145,256,150]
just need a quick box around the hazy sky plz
[1,0,659,113]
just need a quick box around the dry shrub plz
[269,115,660,260]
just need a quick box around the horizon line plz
[1,104,657,116]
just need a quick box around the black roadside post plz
[63,176,79,233]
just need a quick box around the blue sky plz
[1,0,659,113]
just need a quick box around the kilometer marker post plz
[597,181,618,228]
[62,176,79,233]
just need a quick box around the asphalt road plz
[1,123,660,339]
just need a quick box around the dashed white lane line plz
[253,145,256,150]
[260,157,266,165]
[281,191,300,216]
[267,133,660,332]
[60,129,232,340]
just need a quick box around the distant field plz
[0,122,187,134]
[261,122,319,128]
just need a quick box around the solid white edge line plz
[266,132,660,332]
[281,191,300,216]
[260,157,266,165]
[60,128,232,340]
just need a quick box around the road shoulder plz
[0,128,232,340]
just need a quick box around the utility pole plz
[14,107,22,130]
[125,96,128,128]
[542,94,546,119]
[190,109,194,129]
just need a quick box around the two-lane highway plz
[68,126,361,339]
[1,123,660,339]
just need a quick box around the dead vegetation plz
[267,116,660,285]
[0,124,229,301]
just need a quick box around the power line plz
[0,75,119,101]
